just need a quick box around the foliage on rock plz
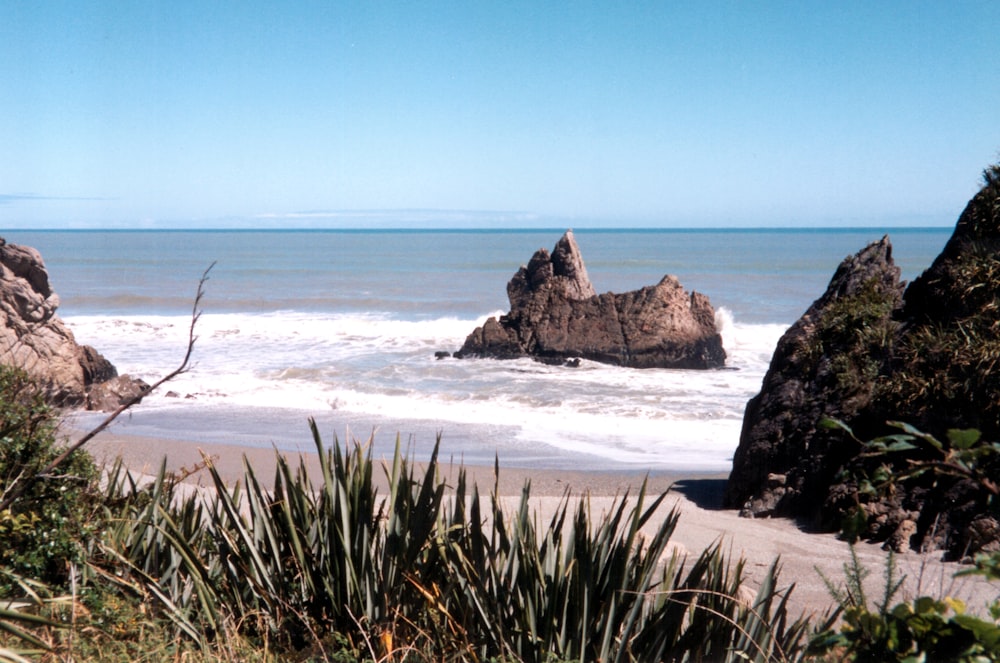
[728,163,1000,557]
[825,419,1000,557]
[875,164,1000,439]
[724,235,903,520]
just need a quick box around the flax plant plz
[90,420,815,661]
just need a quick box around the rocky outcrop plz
[86,374,150,412]
[724,237,903,519]
[455,231,726,369]
[0,237,148,411]
[725,168,1000,558]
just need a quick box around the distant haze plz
[2,3,998,229]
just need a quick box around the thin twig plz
[0,263,214,514]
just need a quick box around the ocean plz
[8,228,951,472]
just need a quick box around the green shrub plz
[0,366,99,595]
[825,418,1000,550]
[810,547,1000,661]
[814,420,1000,660]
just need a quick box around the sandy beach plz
[82,429,998,620]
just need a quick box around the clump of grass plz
[66,420,813,662]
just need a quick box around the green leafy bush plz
[813,419,1000,661]
[810,547,1000,661]
[824,418,1000,555]
[0,366,99,595]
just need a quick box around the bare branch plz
[0,263,215,513]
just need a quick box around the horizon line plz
[3,224,954,233]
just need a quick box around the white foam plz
[64,309,789,469]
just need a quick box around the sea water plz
[7,228,950,471]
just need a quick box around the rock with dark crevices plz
[724,236,903,520]
[725,169,1000,558]
[0,237,148,410]
[455,230,726,369]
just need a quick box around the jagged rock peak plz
[507,230,596,310]
[457,231,726,369]
[549,230,597,300]
[820,235,900,303]
[723,235,903,520]
[725,165,1000,558]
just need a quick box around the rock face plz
[725,169,1000,558]
[455,231,726,369]
[724,237,903,520]
[0,238,149,411]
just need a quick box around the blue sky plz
[2,2,998,228]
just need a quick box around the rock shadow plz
[671,478,728,511]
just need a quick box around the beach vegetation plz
[2,411,822,661]
[810,546,1000,661]
[3,382,996,661]
[0,365,99,595]
[87,421,818,661]
[809,419,1000,660]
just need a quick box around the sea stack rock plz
[725,165,1000,558]
[455,231,726,369]
[0,237,148,411]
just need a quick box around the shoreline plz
[81,429,714,497]
[77,427,999,620]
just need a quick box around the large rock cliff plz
[725,167,1000,558]
[0,238,148,411]
[724,237,903,519]
[455,231,726,369]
